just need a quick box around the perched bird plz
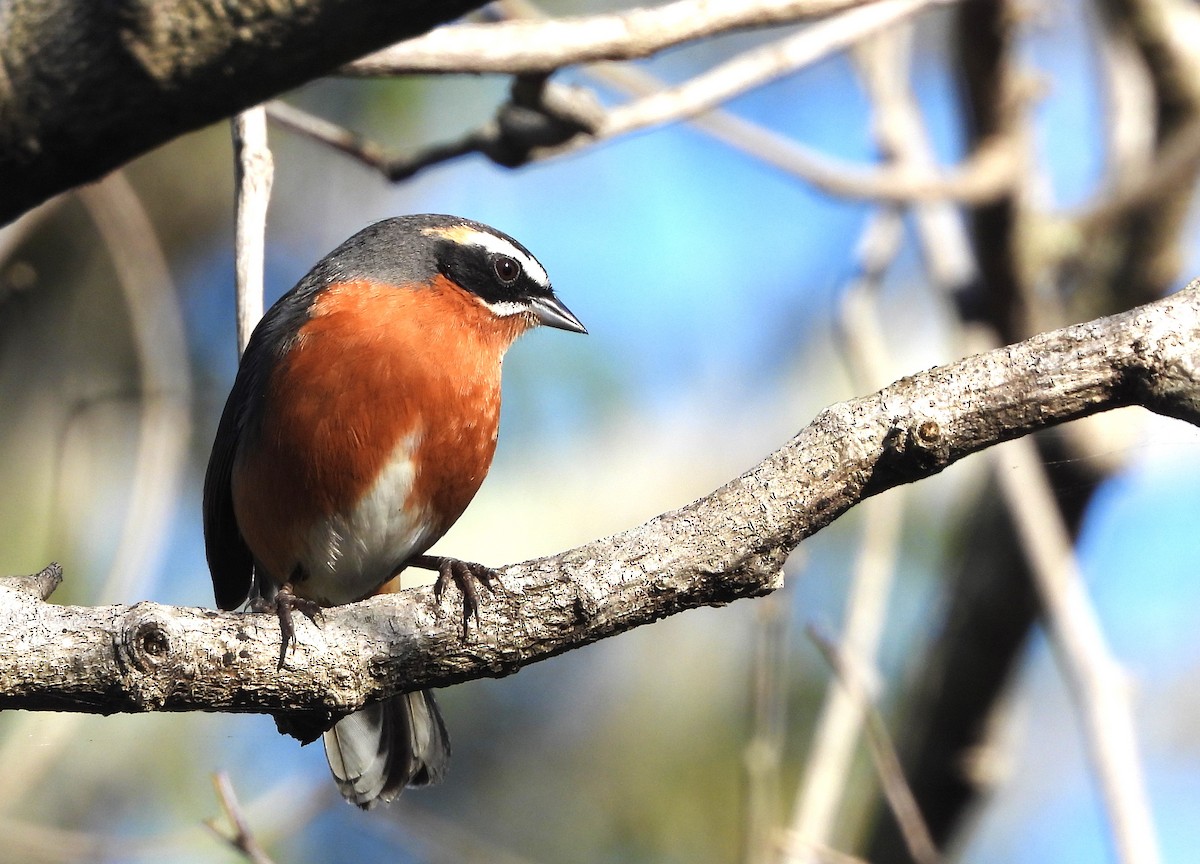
[202,214,585,808]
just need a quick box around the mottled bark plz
[3,285,1198,721]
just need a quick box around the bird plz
[202,214,586,808]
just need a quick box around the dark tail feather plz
[323,689,450,808]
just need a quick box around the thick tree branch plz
[0,0,486,225]
[2,285,1199,718]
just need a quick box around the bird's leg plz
[252,582,322,669]
[407,554,499,640]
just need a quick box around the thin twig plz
[595,0,949,140]
[851,25,976,291]
[504,0,1011,206]
[265,77,602,182]
[579,63,1018,204]
[266,100,483,180]
[784,497,904,864]
[837,208,905,385]
[0,770,323,862]
[523,0,1016,205]
[511,0,1009,203]
[781,207,907,864]
[806,626,942,864]
[1096,19,1156,204]
[277,0,1017,203]
[1062,0,1200,308]
[232,108,274,356]
[275,36,1016,204]
[204,772,279,864]
[744,588,793,864]
[1108,0,1200,109]
[992,438,1162,864]
[373,804,553,864]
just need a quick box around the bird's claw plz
[252,584,322,669]
[430,557,499,640]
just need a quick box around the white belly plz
[296,437,437,605]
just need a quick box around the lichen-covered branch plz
[1,284,1198,718]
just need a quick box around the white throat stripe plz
[484,299,529,318]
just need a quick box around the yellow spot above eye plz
[423,225,485,245]
[421,224,550,288]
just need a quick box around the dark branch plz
[0,0,487,225]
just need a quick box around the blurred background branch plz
[346,0,905,74]
[231,109,274,356]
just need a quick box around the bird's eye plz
[492,255,521,285]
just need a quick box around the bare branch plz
[806,625,942,864]
[1083,0,1200,306]
[265,76,602,182]
[346,0,908,75]
[279,0,1018,202]
[277,48,1018,203]
[744,590,792,864]
[594,0,948,140]
[1104,0,1200,110]
[994,439,1162,864]
[784,497,903,864]
[572,63,1019,203]
[2,285,1199,718]
[205,773,279,864]
[785,204,908,862]
[1079,113,1200,233]
[850,25,976,291]
[232,109,274,356]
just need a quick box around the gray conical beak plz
[531,294,587,334]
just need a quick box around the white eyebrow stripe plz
[457,228,550,288]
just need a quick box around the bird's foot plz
[252,584,322,669]
[409,554,500,639]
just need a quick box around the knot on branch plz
[906,417,946,461]
[115,603,187,709]
[867,413,951,492]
